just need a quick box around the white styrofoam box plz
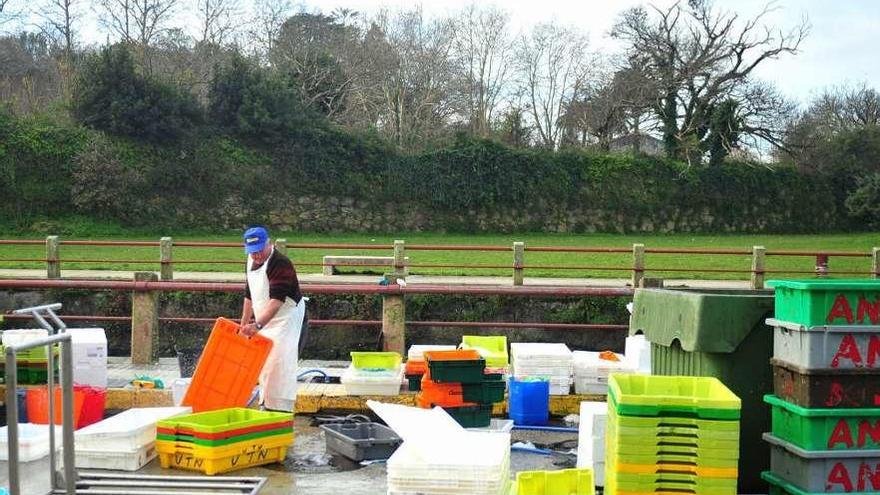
[573,351,633,376]
[594,461,606,487]
[0,423,62,462]
[67,328,108,388]
[75,407,191,452]
[574,376,609,395]
[172,378,191,406]
[341,365,404,396]
[578,401,607,470]
[2,329,48,347]
[625,335,652,374]
[75,442,156,471]
[511,343,572,359]
[407,345,456,360]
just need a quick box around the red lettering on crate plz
[830,420,855,448]
[782,375,794,396]
[868,336,880,367]
[858,297,880,325]
[828,462,854,491]
[828,294,855,324]
[857,462,880,491]
[860,421,880,448]
[833,335,864,368]
[827,382,845,407]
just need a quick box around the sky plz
[22,0,880,105]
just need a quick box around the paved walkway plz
[0,268,751,288]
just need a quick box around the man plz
[239,225,306,412]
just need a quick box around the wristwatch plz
[255,322,263,330]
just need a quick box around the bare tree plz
[515,21,593,148]
[35,0,82,94]
[0,0,22,29]
[450,3,511,136]
[247,0,292,60]
[97,0,178,47]
[196,0,240,46]
[613,0,809,163]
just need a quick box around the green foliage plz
[73,45,202,142]
[845,173,880,226]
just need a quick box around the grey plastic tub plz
[770,318,880,370]
[764,432,880,492]
[321,422,402,462]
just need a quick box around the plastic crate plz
[771,318,880,371]
[182,318,273,412]
[765,394,880,451]
[765,432,880,492]
[461,335,509,368]
[158,425,293,447]
[157,419,292,441]
[772,358,880,408]
[515,468,594,495]
[768,279,880,328]
[607,406,740,442]
[0,423,61,462]
[76,407,190,452]
[444,404,493,428]
[606,446,738,470]
[75,442,156,471]
[404,359,428,376]
[406,345,456,360]
[606,458,738,479]
[606,470,737,495]
[156,432,293,475]
[320,422,401,461]
[350,351,402,370]
[405,373,423,392]
[341,366,403,396]
[608,374,741,420]
[157,408,292,436]
[424,350,486,384]
[762,470,831,495]
[418,378,476,409]
[461,379,506,404]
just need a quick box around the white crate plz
[75,407,191,452]
[407,345,456,360]
[75,442,157,471]
[0,423,62,462]
[2,329,48,347]
[574,376,609,395]
[341,366,404,396]
[67,328,108,388]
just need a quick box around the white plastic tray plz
[341,366,404,396]
[75,442,156,471]
[407,345,456,360]
[0,423,62,462]
[75,407,191,452]
[511,343,572,358]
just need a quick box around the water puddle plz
[264,453,363,474]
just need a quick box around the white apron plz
[247,248,305,412]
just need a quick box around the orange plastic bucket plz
[26,386,86,428]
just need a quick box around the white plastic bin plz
[172,378,192,406]
[75,407,191,452]
[577,401,607,487]
[2,329,48,347]
[67,328,108,388]
[75,442,157,471]
[407,345,456,360]
[0,423,61,462]
[341,366,404,396]
[770,318,880,370]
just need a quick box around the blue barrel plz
[17,388,28,423]
[508,378,549,425]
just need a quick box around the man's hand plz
[240,323,258,337]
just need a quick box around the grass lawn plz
[2,226,879,280]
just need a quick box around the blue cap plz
[243,226,269,254]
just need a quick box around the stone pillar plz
[131,272,159,364]
[274,238,288,257]
[46,236,60,279]
[751,245,766,289]
[512,242,525,286]
[159,237,173,281]
[393,240,407,278]
[382,294,406,355]
[631,243,645,288]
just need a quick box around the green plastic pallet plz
[157,426,293,447]
[158,408,293,435]
[609,375,741,420]
[514,468,594,495]
[765,394,880,451]
[768,279,880,327]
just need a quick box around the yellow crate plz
[608,461,737,479]
[461,335,509,368]
[514,468,594,495]
[156,433,293,475]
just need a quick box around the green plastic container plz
[157,426,293,447]
[350,352,402,370]
[158,408,293,435]
[461,335,509,369]
[609,471,737,495]
[461,380,506,404]
[405,374,422,392]
[765,394,880,451]
[762,470,823,495]
[515,468,594,495]
[426,357,486,384]
[608,374,741,420]
[768,279,880,327]
[606,442,738,469]
[443,404,492,428]
[630,288,772,493]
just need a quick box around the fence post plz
[873,248,880,279]
[160,237,173,281]
[393,240,407,278]
[131,272,159,364]
[46,235,60,279]
[512,242,524,286]
[631,243,645,288]
[274,238,288,257]
[751,245,766,289]
[815,254,829,278]
[382,292,406,355]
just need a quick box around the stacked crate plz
[341,352,404,396]
[605,374,741,495]
[417,349,506,428]
[156,408,294,475]
[762,280,880,494]
[511,343,573,395]
[405,345,456,392]
[1,330,60,385]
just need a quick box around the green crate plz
[608,375,741,420]
[767,279,880,327]
[350,352,401,370]
[608,471,737,495]
[515,468,594,495]
[405,374,422,392]
[443,404,492,428]
[426,358,486,384]
[764,394,880,451]
[461,380,506,404]
[158,408,293,435]
[762,470,821,495]
[157,426,293,447]
[605,443,738,469]
[608,406,740,440]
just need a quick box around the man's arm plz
[241,298,284,336]
[240,297,254,328]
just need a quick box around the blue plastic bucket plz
[509,377,549,426]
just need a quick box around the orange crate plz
[182,318,274,412]
[417,370,476,409]
[423,349,481,362]
[405,359,428,375]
